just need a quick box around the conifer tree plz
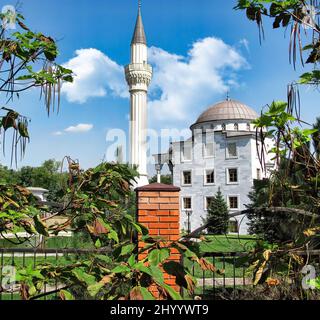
[206,188,229,235]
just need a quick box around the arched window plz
[234,123,239,131]
[221,123,226,131]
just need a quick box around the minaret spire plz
[125,2,153,187]
[131,1,146,45]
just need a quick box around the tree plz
[0,159,68,201]
[206,188,229,235]
[149,174,172,185]
[0,9,73,165]
[235,0,320,289]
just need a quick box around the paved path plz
[196,277,252,287]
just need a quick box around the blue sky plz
[0,0,318,170]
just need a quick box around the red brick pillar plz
[135,183,181,298]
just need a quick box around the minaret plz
[125,2,153,187]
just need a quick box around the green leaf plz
[148,265,164,285]
[111,264,131,274]
[148,248,170,266]
[33,215,49,236]
[72,268,96,286]
[87,282,104,297]
[95,239,102,248]
[161,283,182,300]
[140,287,155,300]
[267,101,287,115]
[59,289,75,300]
[108,229,119,243]
[120,244,135,256]
[128,254,136,267]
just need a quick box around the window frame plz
[204,168,215,185]
[228,195,240,210]
[226,141,238,159]
[181,170,192,186]
[228,219,239,233]
[226,167,239,185]
[181,143,192,163]
[203,141,215,158]
[182,196,193,211]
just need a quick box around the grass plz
[0,233,94,249]
[183,234,258,279]
[198,234,258,253]
[184,255,251,278]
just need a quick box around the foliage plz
[235,0,320,294]
[0,160,68,202]
[0,161,214,300]
[149,174,172,185]
[234,0,320,72]
[0,10,73,164]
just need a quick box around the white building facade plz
[158,99,275,234]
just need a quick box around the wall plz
[136,183,181,298]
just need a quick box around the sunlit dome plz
[193,99,258,126]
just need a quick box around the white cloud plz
[64,123,93,133]
[62,48,128,103]
[61,38,248,124]
[148,37,248,123]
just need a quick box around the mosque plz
[125,3,275,234]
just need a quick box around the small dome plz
[193,99,258,126]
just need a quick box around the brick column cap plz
[135,183,180,192]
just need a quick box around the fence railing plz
[1,248,320,300]
[181,250,320,300]
[0,248,111,301]
[181,251,252,300]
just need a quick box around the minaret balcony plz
[125,63,153,88]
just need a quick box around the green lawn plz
[184,235,258,279]
[0,234,94,249]
[184,255,250,278]
[198,234,258,253]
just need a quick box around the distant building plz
[155,99,275,234]
[27,187,48,202]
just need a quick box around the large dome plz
[193,99,258,126]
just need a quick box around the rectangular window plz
[204,142,214,157]
[182,171,192,185]
[227,142,237,158]
[183,197,192,210]
[228,168,238,183]
[228,220,239,233]
[182,144,192,162]
[205,197,214,210]
[229,196,239,209]
[205,169,215,184]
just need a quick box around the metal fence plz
[181,250,320,300]
[181,251,252,300]
[1,248,320,300]
[0,248,111,301]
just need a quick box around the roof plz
[135,183,180,192]
[193,99,258,126]
[131,8,146,45]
